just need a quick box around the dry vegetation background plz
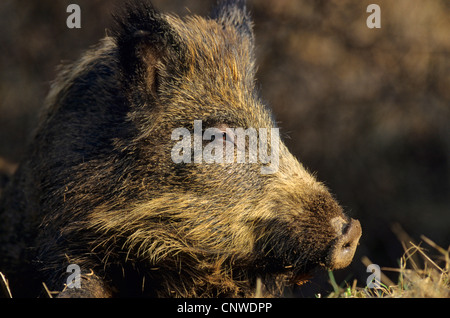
[0,0,449,296]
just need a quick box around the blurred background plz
[0,0,449,296]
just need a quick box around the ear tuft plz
[211,0,254,40]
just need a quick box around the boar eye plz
[222,129,235,145]
[221,132,229,142]
[211,132,226,141]
[209,124,235,145]
[211,131,234,145]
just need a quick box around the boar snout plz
[328,217,362,270]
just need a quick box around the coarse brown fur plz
[0,1,361,297]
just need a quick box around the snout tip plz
[328,218,362,270]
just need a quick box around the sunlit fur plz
[0,1,357,297]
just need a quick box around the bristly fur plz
[0,0,360,298]
[112,1,186,79]
[211,0,254,39]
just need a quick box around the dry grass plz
[327,236,450,298]
[0,271,12,298]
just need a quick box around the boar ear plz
[113,2,185,95]
[211,0,254,41]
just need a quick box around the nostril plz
[342,241,351,249]
[341,223,351,236]
[330,216,347,236]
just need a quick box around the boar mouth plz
[252,222,361,288]
[250,216,361,290]
[254,250,336,289]
[251,252,324,288]
[282,265,315,286]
